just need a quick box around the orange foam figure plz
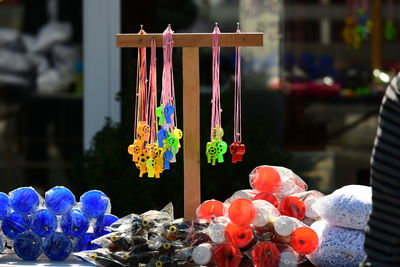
[225,223,254,248]
[278,196,306,220]
[212,243,242,267]
[290,227,318,255]
[228,198,256,226]
[250,166,282,193]
[254,192,280,208]
[196,200,224,222]
[250,242,281,267]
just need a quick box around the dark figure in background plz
[363,73,400,266]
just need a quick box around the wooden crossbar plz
[116,33,263,48]
[116,32,263,217]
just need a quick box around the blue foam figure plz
[13,231,42,260]
[163,151,173,170]
[42,232,72,261]
[74,233,101,252]
[163,105,175,124]
[94,214,119,237]
[60,209,89,238]
[80,190,110,219]
[10,187,40,215]
[0,192,10,220]
[45,186,76,215]
[157,129,169,147]
[1,212,31,239]
[31,209,57,237]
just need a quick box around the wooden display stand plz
[116,32,263,217]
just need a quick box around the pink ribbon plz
[211,25,222,140]
[161,25,176,130]
[234,24,242,143]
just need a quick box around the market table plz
[0,255,92,267]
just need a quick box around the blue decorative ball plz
[31,209,58,237]
[80,190,110,219]
[60,209,89,238]
[13,231,42,260]
[0,192,10,220]
[74,233,101,252]
[10,187,40,215]
[94,214,119,237]
[1,212,31,239]
[42,232,72,261]
[45,186,76,215]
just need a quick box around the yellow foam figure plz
[128,139,143,162]
[154,147,165,178]
[136,153,148,177]
[146,158,156,178]
[146,143,158,158]
[137,121,150,142]
[174,128,183,148]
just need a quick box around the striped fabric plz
[362,73,400,266]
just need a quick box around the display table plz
[0,255,92,267]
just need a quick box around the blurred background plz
[0,0,396,217]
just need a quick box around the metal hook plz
[140,24,143,30]
[237,22,240,31]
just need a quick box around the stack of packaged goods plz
[193,165,324,267]
[0,187,118,261]
[76,165,327,267]
[306,185,371,266]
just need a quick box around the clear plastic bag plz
[307,220,366,267]
[313,185,372,230]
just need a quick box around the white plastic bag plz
[313,185,372,230]
[307,220,366,267]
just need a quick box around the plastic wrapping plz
[1,212,31,239]
[75,248,125,267]
[227,198,256,226]
[313,185,372,230]
[212,242,242,267]
[42,232,72,261]
[95,214,119,237]
[9,187,41,215]
[0,192,10,220]
[45,186,76,215]
[224,189,259,204]
[196,199,225,222]
[252,200,280,227]
[192,243,213,265]
[0,233,5,254]
[273,216,319,255]
[60,209,89,238]
[0,49,32,74]
[248,241,281,267]
[292,190,324,219]
[206,221,226,243]
[33,22,72,53]
[278,196,306,220]
[31,209,58,237]
[13,231,42,260]
[253,192,280,208]
[80,190,111,219]
[161,218,193,241]
[249,166,307,197]
[307,220,366,267]
[93,232,136,251]
[225,223,254,248]
[0,28,20,48]
[74,233,101,252]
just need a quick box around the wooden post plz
[182,47,201,217]
[371,0,382,70]
[116,32,263,217]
